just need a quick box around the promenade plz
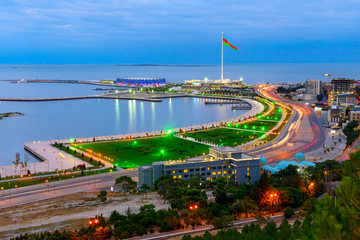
[0,98,263,177]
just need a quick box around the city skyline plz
[0,0,359,64]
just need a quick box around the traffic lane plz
[131,213,285,240]
[0,170,137,209]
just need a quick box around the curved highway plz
[248,85,326,163]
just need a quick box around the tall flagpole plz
[221,32,223,81]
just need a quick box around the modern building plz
[329,78,355,105]
[305,79,322,96]
[138,146,260,188]
[295,88,306,94]
[337,93,356,105]
[115,78,166,86]
[349,111,360,122]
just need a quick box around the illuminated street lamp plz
[189,204,199,210]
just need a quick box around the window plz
[247,172,250,176]
[190,169,194,172]
[184,169,188,173]
[207,167,210,171]
[178,170,183,173]
[228,166,231,169]
[223,166,227,169]
[201,173,205,176]
[206,177,211,181]
[212,167,216,170]
[190,174,194,177]
[218,171,221,175]
[212,172,216,175]
[166,171,171,174]
[247,162,249,165]
[247,167,249,171]
[196,168,200,171]
[201,168,205,171]
[223,161,226,164]
[184,175,188,178]
[173,176,177,179]
[217,166,222,169]
[178,175,182,179]
[172,170,176,174]
[223,171,227,174]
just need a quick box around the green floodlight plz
[275,117,278,120]
[133,141,137,144]
[69,138,74,143]
[227,123,232,127]
[267,117,269,119]
[244,125,248,129]
[167,129,172,134]
[161,149,164,153]
[277,109,281,113]
[115,163,118,167]
[257,115,261,119]
[236,124,239,127]
[252,126,256,130]
[261,127,265,131]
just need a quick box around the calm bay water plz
[0,63,359,166]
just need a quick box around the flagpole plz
[221,32,223,81]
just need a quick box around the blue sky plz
[0,0,359,63]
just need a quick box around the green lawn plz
[74,136,210,168]
[228,120,278,132]
[183,128,264,147]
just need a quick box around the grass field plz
[183,128,264,147]
[74,136,210,168]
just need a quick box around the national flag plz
[223,35,238,50]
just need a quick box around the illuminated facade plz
[138,146,260,188]
[329,78,355,105]
[115,78,166,86]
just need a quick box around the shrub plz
[283,207,295,219]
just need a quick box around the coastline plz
[0,98,264,176]
[0,112,24,120]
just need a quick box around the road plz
[131,213,285,240]
[0,169,137,209]
[249,85,326,163]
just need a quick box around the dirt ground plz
[0,191,169,239]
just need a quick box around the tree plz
[140,184,151,199]
[13,153,20,173]
[98,190,107,202]
[283,207,294,219]
[230,197,256,218]
[115,176,137,200]
[316,94,324,102]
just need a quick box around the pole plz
[8,182,10,203]
[221,32,224,81]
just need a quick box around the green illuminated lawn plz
[183,128,264,147]
[228,120,278,132]
[74,136,210,169]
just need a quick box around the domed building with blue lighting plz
[261,149,315,174]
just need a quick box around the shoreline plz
[0,98,264,176]
[0,112,24,120]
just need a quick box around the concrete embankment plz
[0,95,162,102]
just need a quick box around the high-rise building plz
[329,78,355,105]
[305,79,322,96]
